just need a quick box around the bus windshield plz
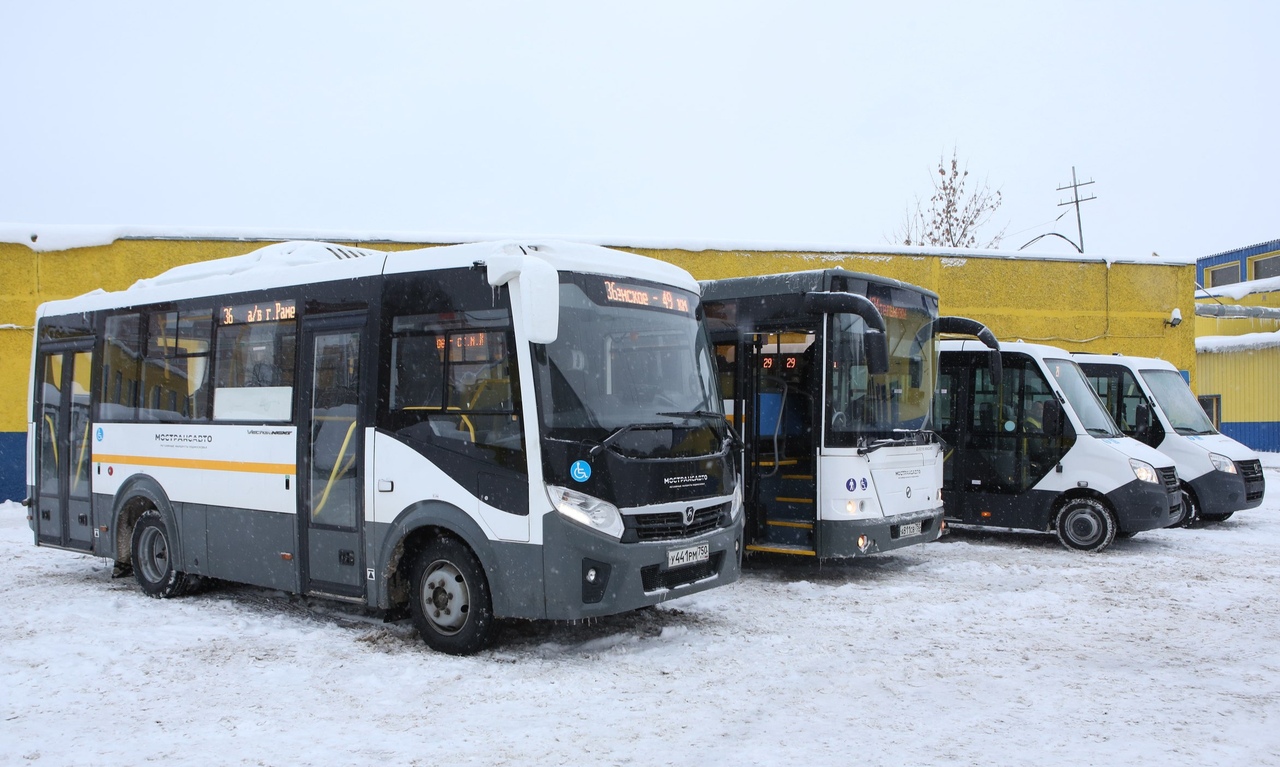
[1045,357,1121,437]
[1142,368,1217,435]
[533,275,725,458]
[826,286,937,444]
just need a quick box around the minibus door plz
[299,316,367,599]
[33,344,94,551]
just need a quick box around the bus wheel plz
[1054,498,1116,553]
[131,510,193,598]
[409,538,494,655]
[1177,487,1199,528]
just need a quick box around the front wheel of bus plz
[1054,498,1116,553]
[409,538,494,655]
[131,509,194,598]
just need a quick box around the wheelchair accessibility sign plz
[571,460,592,483]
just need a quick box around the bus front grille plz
[1240,459,1265,502]
[623,503,729,543]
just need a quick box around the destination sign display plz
[220,300,297,326]
[603,280,694,317]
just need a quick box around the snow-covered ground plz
[4,463,1280,767]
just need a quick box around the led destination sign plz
[220,300,297,325]
[603,280,693,316]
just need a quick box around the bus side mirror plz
[1042,398,1063,436]
[485,254,560,344]
[1134,400,1150,435]
[866,331,889,376]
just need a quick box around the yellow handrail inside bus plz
[313,418,357,519]
[72,420,90,493]
[43,414,58,469]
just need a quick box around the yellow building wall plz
[1,239,1197,434]
[1196,346,1280,423]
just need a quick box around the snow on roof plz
[0,222,1195,266]
[1196,275,1280,301]
[1196,331,1280,353]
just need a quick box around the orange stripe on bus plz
[93,453,295,475]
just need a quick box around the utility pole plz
[1057,167,1096,252]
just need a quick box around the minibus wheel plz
[1054,498,1116,553]
[409,537,495,655]
[131,509,195,598]
[1177,486,1199,528]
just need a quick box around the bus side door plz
[34,344,95,551]
[299,315,367,599]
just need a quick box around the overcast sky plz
[2,2,1275,261]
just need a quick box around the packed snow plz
[4,461,1280,766]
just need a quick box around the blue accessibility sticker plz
[570,460,592,483]
[96,427,104,442]
[846,478,857,492]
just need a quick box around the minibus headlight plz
[730,483,744,521]
[1209,453,1238,474]
[546,485,625,539]
[1129,458,1160,484]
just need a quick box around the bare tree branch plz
[893,149,1006,249]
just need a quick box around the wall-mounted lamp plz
[1165,308,1183,328]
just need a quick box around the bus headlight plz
[1129,458,1160,484]
[546,485,625,539]
[730,483,744,521]
[1209,453,1238,474]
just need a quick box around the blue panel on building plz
[1219,421,1280,453]
[0,431,27,502]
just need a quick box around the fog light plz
[857,534,871,553]
[846,500,856,514]
[586,568,598,584]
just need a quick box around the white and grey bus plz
[26,240,743,654]
[701,269,999,559]
[937,340,1183,552]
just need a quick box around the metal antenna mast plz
[1057,166,1096,252]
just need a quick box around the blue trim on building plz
[1197,238,1280,286]
[1218,421,1280,453]
[0,432,26,502]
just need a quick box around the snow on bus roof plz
[36,239,701,317]
[0,222,1195,266]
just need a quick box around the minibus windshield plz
[1142,369,1217,435]
[1045,357,1122,437]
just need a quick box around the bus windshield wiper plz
[588,422,674,456]
[656,410,724,420]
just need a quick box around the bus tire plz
[1054,498,1116,553]
[131,509,193,598]
[1177,486,1199,528]
[409,537,494,655]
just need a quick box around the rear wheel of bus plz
[409,537,495,655]
[131,509,197,598]
[1054,498,1117,553]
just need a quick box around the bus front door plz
[33,345,94,552]
[740,330,820,556]
[300,318,366,599]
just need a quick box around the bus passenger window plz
[212,316,297,422]
[100,313,143,420]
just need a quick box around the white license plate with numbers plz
[898,522,922,538]
[667,542,710,568]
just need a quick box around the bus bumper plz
[818,506,944,558]
[540,511,744,621]
[1105,479,1180,533]
[1188,465,1265,517]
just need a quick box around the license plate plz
[667,542,710,568]
[898,522,922,538]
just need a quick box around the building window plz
[1198,395,1221,429]
[1251,254,1280,281]
[1206,262,1241,288]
